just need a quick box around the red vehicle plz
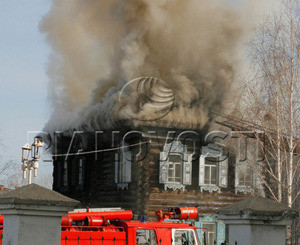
[0,207,203,244]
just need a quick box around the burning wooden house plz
[49,112,265,245]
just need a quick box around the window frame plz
[136,229,158,245]
[204,157,218,186]
[115,145,132,190]
[235,161,255,194]
[63,160,68,187]
[171,228,198,245]
[74,156,85,191]
[199,145,228,193]
[167,153,183,184]
[159,141,193,191]
[201,222,216,245]
[78,158,83,186]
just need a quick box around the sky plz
[0,0,53,177]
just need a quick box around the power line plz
[0,140,151,158]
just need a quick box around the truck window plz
[173,229,196,245]
[136,229,157,245]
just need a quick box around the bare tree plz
[234,0,300,243]
[0,161,53,190]
[0,161,26,189]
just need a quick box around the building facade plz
[51,124,265,245]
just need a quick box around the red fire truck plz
[0,207,204,244]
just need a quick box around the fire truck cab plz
[118,220,199,245]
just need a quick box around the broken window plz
[78,158,83,185]
[63,161,68,187]
[75,157,85,191]
[115,147,132,190]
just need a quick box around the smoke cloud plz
[40,0,251,134]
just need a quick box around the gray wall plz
[3,214,62,245]
[228,224,286,245]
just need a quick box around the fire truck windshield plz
[172,229,197,245]
[136,229,157,245]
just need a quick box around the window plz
[63,161,68,187]
[237,164,252,187]
[55,160,62,190]
[204,157,218,185]
[168,154,183,183]
[172,229,196,245]
[235,162,255,194]
[196,215,225,245]
[136,229,157,245]
[78,158,83,185]
[202,223,216,245]
[159,141,193,191]
[71,160,77,186]
[235,137,263,194]
[115,148,132,190]
[75,157,85,190]
[199,145,228,193]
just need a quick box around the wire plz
[50,140,151,157]
[0,140,151,159]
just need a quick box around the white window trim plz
[199,145,228,193]
[159,141,193,191]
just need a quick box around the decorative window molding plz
[199,144,228,193]
[115,146,132,190]
[162,140,187,153]
[199,215,216,223]
[116,183,129,191]
[159,141,193,191]
[216,220,226,245]
[200,186,221,193]
[164,183,185,191]
[235,186,254,195]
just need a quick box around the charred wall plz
[52,128,250,219]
